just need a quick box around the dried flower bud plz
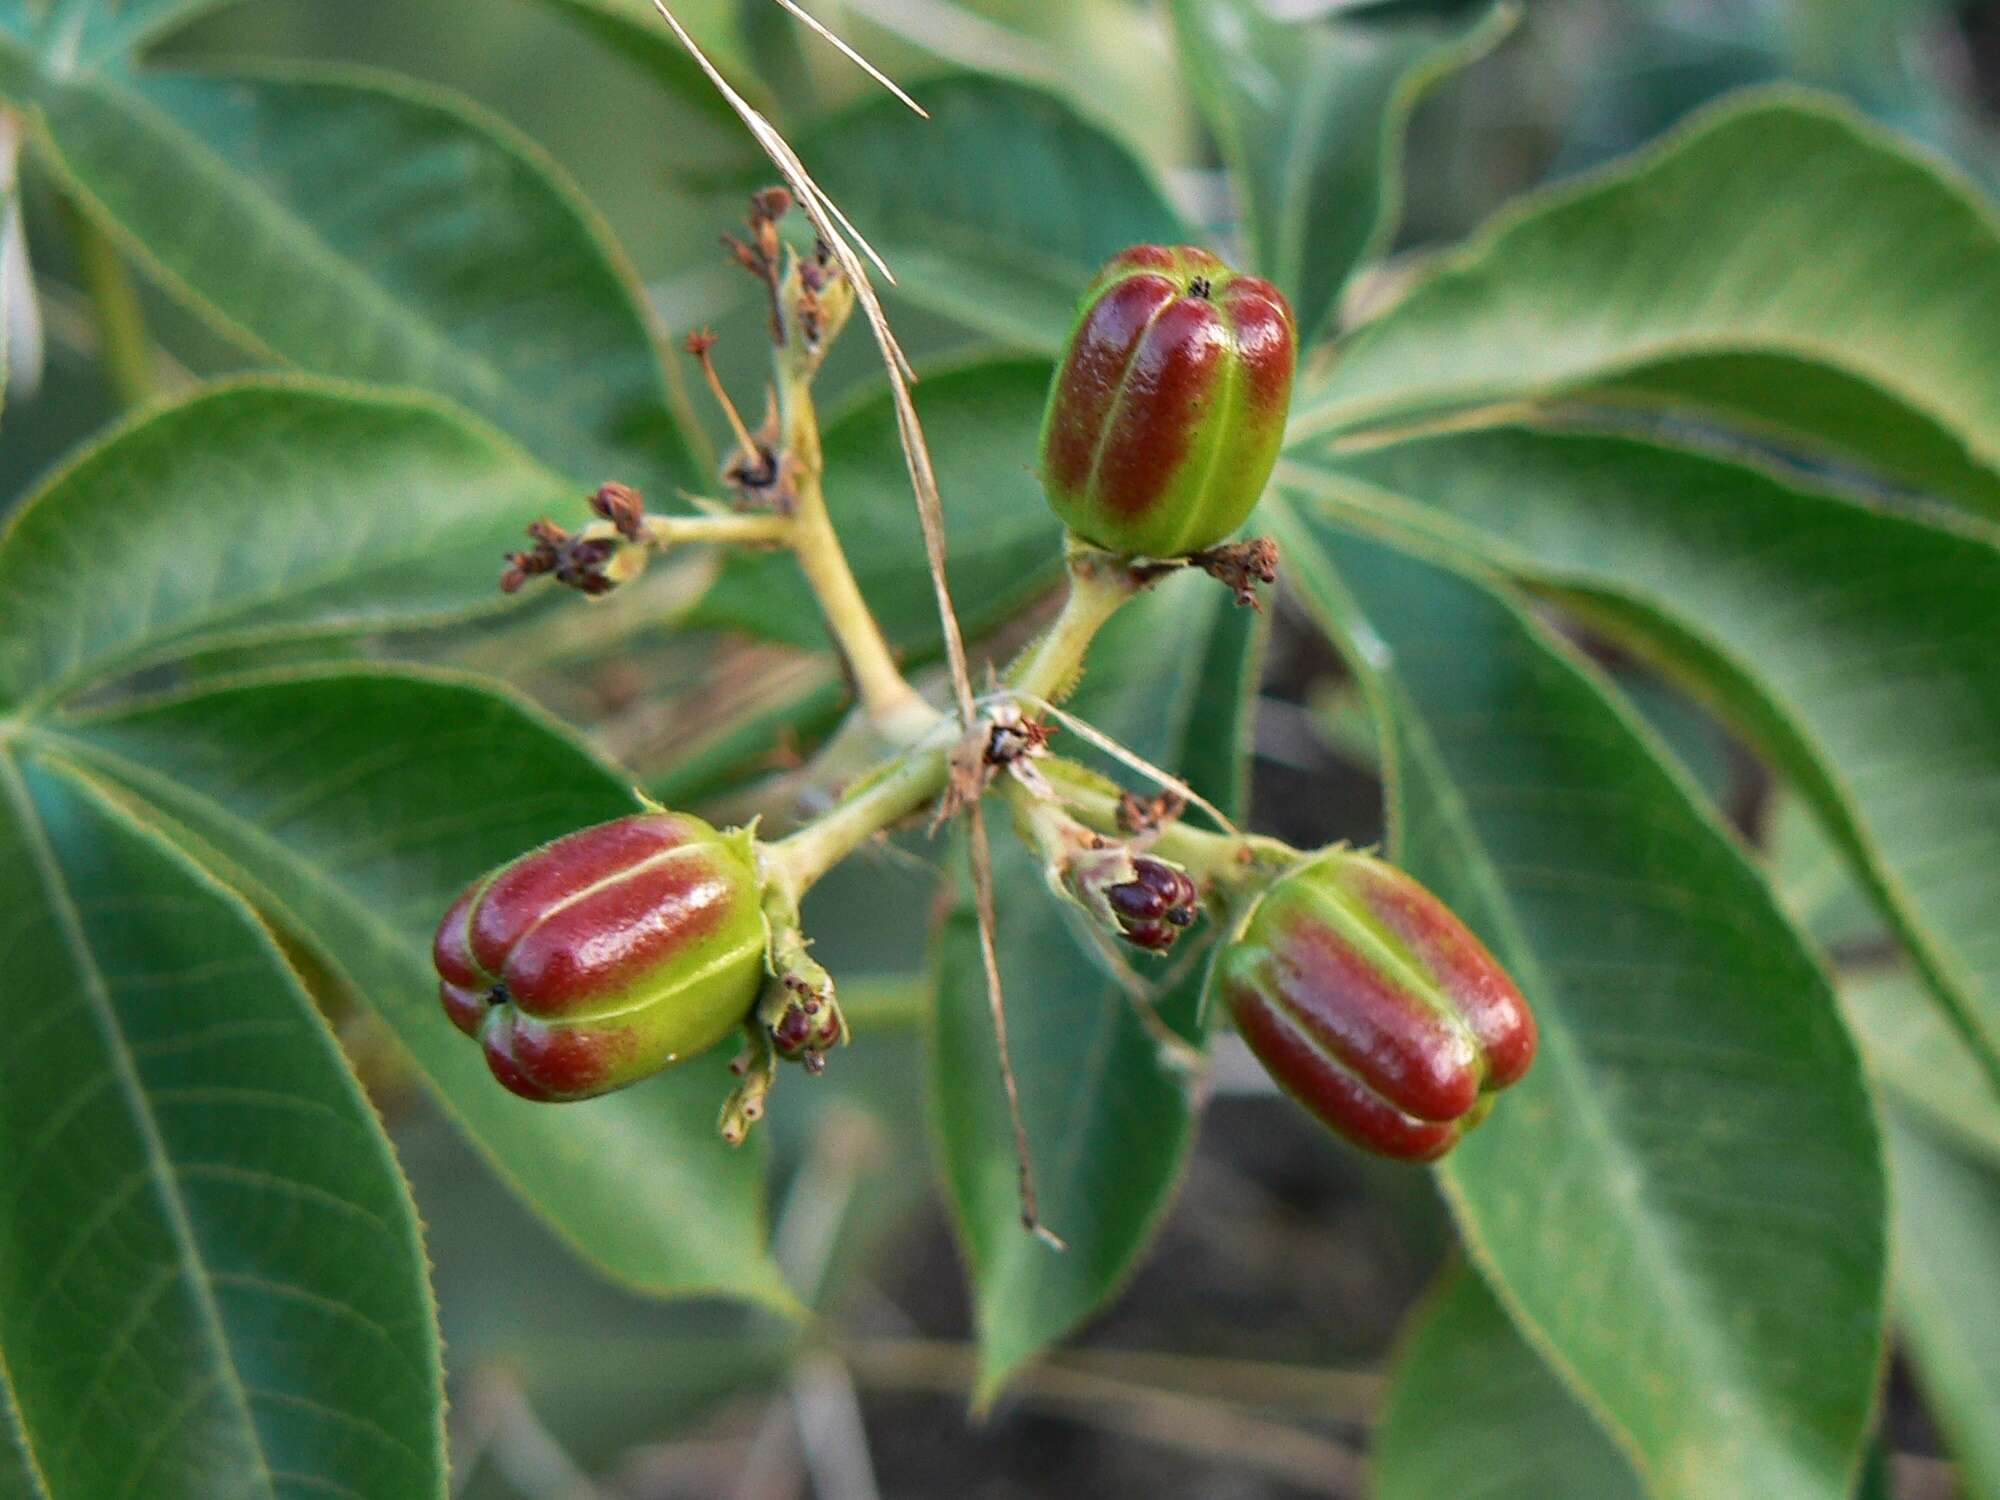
[589,482,646,542]
[433,813,768,1101]
[1064,845,1201,955]
[1040,245,1297,558]
[1211,850,1536,1161]
[769,984,844,1064]
[1105,859,1199,952]
[501,516,632,597]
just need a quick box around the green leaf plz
[1376,1266,1646,1500]
[0,1,245,71]
[1270,513,1886,1499]
[1888,1113,2000,1500]
[695,360,1058,652]
[1277,425,2000,1103]
[1293,92,2000,515]
[1171,0,1513,346]
[930,573,1263,1402]
[795,75,1188,352]
[1845,968,2000,1170]
[29,667,794,1309]
[5,61,698,493]
[0,380,573,710]
[0,747,444,1500]
[1587,352,2000,517]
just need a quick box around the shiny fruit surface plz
[434,813,766,1101]
[1212,849,1536,1161]
[1039,244,1297,558]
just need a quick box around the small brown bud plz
[590,482,646,542]
[1193,537,1281,609]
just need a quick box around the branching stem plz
[763,731,955,901]
[788,469,932,730]
[777,360,932,733]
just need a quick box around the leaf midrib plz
[13,428,565,714]
[1293,324,2000,487]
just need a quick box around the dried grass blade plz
[765,0,931,117]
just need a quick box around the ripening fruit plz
[1210,849,1536,1161]
[1039,244,1298,558]
[434,813,768,1102]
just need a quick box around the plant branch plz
[1003,543,1161,702]
[763,537,1171,902]
[787,467,931,730]
[643,512,795,546]
[763,734,955,902]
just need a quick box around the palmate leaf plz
[0,56,700,495]
[1845,968,2000,1171]
[695,360,1058,652]
[30,669,791,1309]
[1290,91,2000,515]
[1271,514,1885,1499]
[0,380,573,709]
[0,379,792,1310]
[1376,1266,1645,1500]
[1767,766,2000,1492]
[1276,426,2000,1101]
[929,573,1263,1402]
[0,749,444,1500]
[793,74,1188,353]
[1170,0,1514,346]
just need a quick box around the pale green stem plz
[1004,547,1151,703]
[641,512,795,547]
[778,377,932,733]
[57,198,153,408]
[789,469,932,730]
[997,773,1077,868]
[760,546,1174,899]
[762,734,956,902]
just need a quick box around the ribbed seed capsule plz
[1210,850,1536,1161]
[433,813,767,1102]
[1039,244,1297,558]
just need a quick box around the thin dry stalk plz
[766,0,930,117]
[646,1,1047,1242]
